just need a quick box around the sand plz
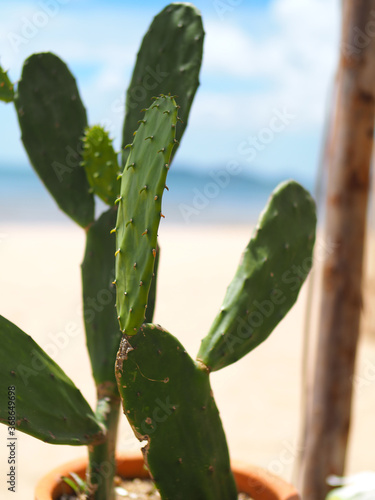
[0,222,374,498]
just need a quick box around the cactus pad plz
[81,206,121,386]
[14,52,94,228]
[198,180,317,371]
[0,65,14,102]
[115,95,178,335]
[122,3,204,165]
[0,315,104,445]
[81,125,121,206]
[116,324,237,500]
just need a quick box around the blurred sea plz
[0,164,314,226]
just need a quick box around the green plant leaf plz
[0,315,104,445]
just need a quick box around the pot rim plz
[34,451,300,500]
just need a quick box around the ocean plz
[0,163,314,226]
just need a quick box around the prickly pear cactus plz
[0,315,104,445]
[0,64,14,102]
[122,3,204,165]
[14,52,94,228]
[116,324,237,500]
[197,180,316,371]
[81,206,120,386]
[115,95,179,335]
[81,125,121,206]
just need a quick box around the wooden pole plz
[300,2,375,499]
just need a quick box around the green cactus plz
[0,2,317,498]
[14,52,95,228]
[0,4,204,499]
[0,316,104,445]
[115,95,179,335]
[81,125,121,206]
[81,206,120,387]
[115,168,316,499]
[0,64,14,103]
[116,324,237,500]
[122,3,204,165]
[198,180,317,371]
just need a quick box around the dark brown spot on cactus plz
[164,377,169,383]
[10,370,16,376]
[178,458,183,464]
[145,417,152,425]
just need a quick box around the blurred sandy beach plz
[0,221,375,498]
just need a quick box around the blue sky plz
[0,0,340,185]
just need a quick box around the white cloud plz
[201,0,340,131]
[0,0,341,178]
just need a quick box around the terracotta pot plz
[35,451,300,500]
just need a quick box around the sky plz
[0,0,340,185]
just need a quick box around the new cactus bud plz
[0,64,14,103]
[81,125,121,206]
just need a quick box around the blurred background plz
[6,2,375,499]
[0,0,340,224]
